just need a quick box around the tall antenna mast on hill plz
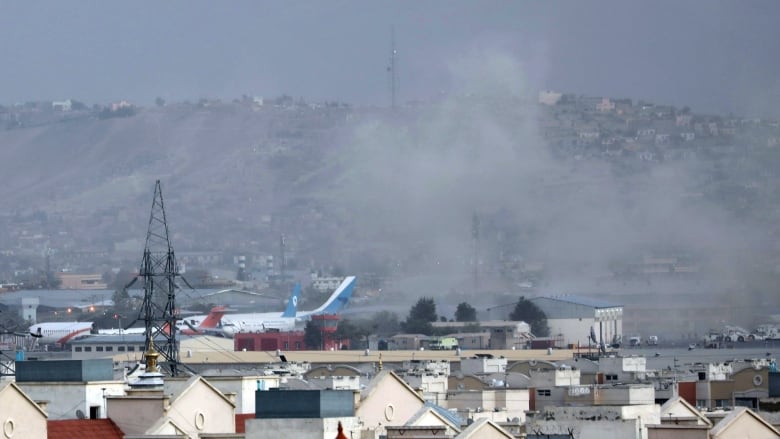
[387,26,398,109]
[472,212,480,291]
[136,180,181,376]
[279,233,287,282]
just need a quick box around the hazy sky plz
[1,1,779,117]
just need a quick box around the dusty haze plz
[0,3,777,335]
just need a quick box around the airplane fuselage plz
[29,322,94,345]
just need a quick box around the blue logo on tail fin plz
[282,283,300,317]
[319,277,355,315]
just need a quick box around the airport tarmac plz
[618,343,780,370]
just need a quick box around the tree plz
[303,320,323,350]
[111,287,132,312]
[455,302,477,322]
[333,318,371,349]
[371,311,400,336]
[110,268,138,290]
[70,100,88,111]
[402,297,437,335]
[509,296,549,337]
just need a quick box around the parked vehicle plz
[723,325,749,342]
[751,324,780,341]
[428,336,459,350]
[646,335,659,346]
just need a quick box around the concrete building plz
[109,374,236,438]
[56,273,108,290]
[388,334,428,351]
[310,275,345,293]
[529,365,581,389]
[386,425,449,438]
[402,372,449,406]
[15,359,125,420]
[431,320,532,349]
[246,388,359,439]
[460,355,508,376]
[530,295,623,347]
[539,90,563,106]
[446,388,530,424]
[526,404,661,439]
[52,99,72,111]
[195,373,282,415]
[599,355,650,383]
[450,332,491,350]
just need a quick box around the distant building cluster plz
[5,341,780,438]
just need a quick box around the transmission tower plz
[135,180,181,376]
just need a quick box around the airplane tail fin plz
[312,276,356,315]
[281,283,301,318]
[198,306,227,329]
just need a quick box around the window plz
[96,346,104,352]
[537,389,551,396]
[696,400,707,408]
[118,346,125,352]
[698,372,706,380]
[89,406,100,419]
[127,346,135,352]
[284,342,289,349]
[105,346,113,352]
[606,374,618,381]
[716,399,729,408]
[84,347,92,352]
[75,347,83,352]
[295,342,301,349]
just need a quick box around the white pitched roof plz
[455,418,514,439]
[659,395,712,426]
[361,370,425,403]
[709,407,780,438]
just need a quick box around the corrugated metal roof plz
[532,295,622,309]
[424,401,464,427]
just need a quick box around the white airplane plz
[183,282,303,335]
[28,321,94,345]
[188,276,356,335]
[97,306,229,337]
[31,306,230,345]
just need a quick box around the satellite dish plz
[76,409,86,419]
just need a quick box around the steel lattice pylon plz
[136,180,180,376]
